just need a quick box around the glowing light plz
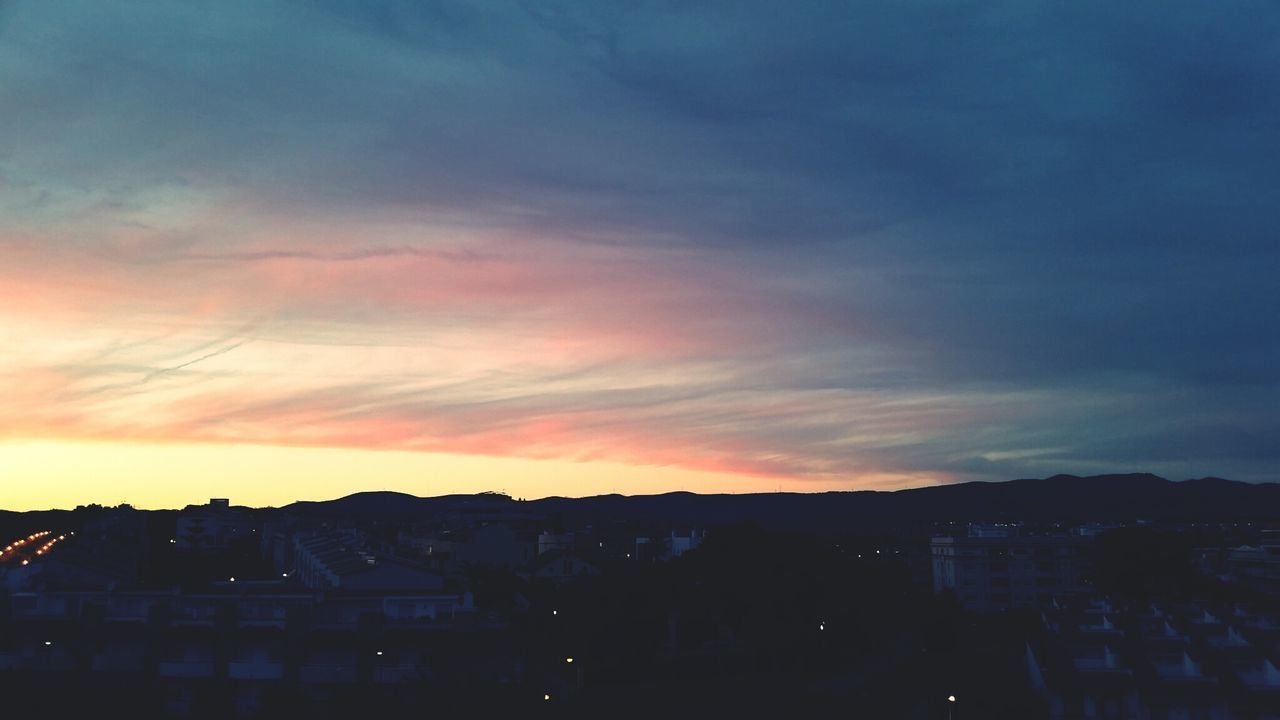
[565,657,574,663]
[948,695,956,703]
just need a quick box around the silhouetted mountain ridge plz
[274,473,1280,529]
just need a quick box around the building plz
[537,532,574,555]
[1223,544,1280,596]
[456,524,534,570]
[176,498,256,554]
[667,529,706,559]
[932,526,1090,611]
[0,584,481,718]
[291,531,443,592]
[1025,596,1280,719]
[530,551,601,582]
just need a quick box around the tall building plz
[175,498,255,554]
[931,525,1091,611]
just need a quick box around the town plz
[3,475,1280,718]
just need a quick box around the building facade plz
[932,527,1091,611]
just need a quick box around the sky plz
[1,1,1278,509]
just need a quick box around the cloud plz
[0,0,1277,487]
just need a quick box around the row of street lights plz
[35,533,69,556]
[0,531,71,561]
[1,530,53,558]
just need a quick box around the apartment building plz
[932,525,1091,611]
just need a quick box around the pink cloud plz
[0,221,951,488]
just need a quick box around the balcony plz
[375,665,424,684]
[170,610,217,627]
[158,659,215,678]
[28,650,77,672]
[1072,647,1129,675]
[105,597,155,623]
[229,660,285,680]
[1152,653,1214,684]
[91,646,146,673]
[299,664,359,684]
[1234,658,1280,692]
[11,598,76,620]
[1207,626,1250,649]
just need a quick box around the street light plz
[565,657,574,663]
[948,695,956,720]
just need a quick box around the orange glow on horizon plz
[0,439,934,511]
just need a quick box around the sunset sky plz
[2,1,1277,509]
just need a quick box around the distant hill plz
[277,474,1280,530]
[283,491,540,522]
